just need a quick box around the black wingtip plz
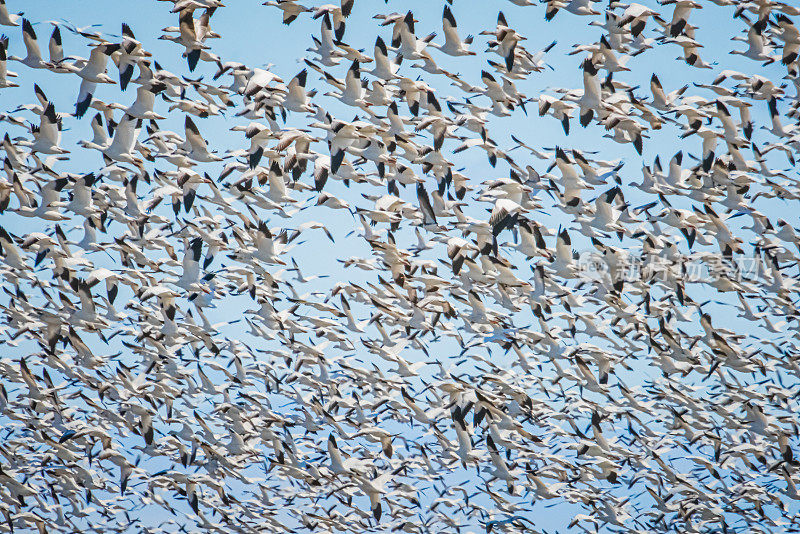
[75,93,92,119]
[187,48,201,71]
[22,19,37,40]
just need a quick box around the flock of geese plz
[1,0,800,532]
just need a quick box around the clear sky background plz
[1,0,799,532]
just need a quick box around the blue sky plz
[2,0,800,532]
